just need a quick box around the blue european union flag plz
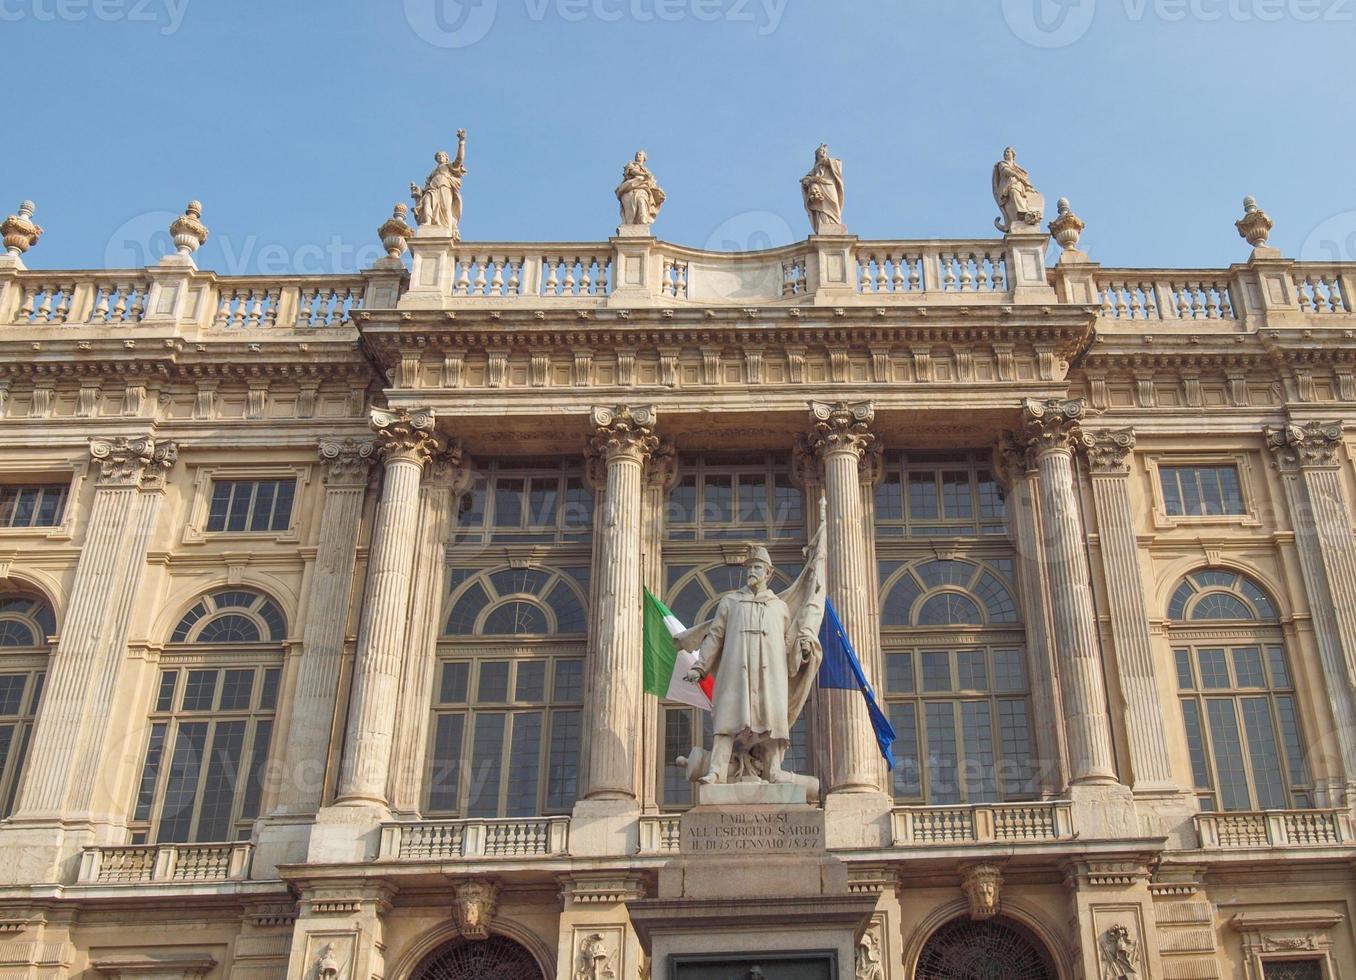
[818,598,897,769]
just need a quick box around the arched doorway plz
[915,916,1057,980]
[409,936,544,980]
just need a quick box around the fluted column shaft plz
[337,409,439,806]
[1082,429,1175,790]
[271,439,375,815]
[1267,422,1356,793]
[16,436,176,819]
[583,406,657,800]
[806,401,886,794]
[1021,399,1117,785]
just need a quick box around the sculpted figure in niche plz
[680,510,826,788]
[574,933,615,980]
[315,943,340,980]
[992,146,1045,232]
[801,143,846,235]
[1101,924,1139,980]
[615,150,665,227]
[410,130,468,237]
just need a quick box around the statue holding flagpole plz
[676,501,828,791]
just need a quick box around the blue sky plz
[7,0,1354,273]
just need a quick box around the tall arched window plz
[879,556,1035,804]
[1169,568,1311,811]
[429,565,588,818]
[131,588,286,844]
[0,592,55,818]
[915,917,1056,980]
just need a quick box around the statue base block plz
[680,802,824,855]
[695,781,807,807]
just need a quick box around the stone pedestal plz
[629,801,874,980]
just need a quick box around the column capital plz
[318,437,377,486]
[1080,427,1137,475]
[805,400,877,459]
[427,439,474,494]
[645,437,679,491]
[992,432,1035,488]
[1019,397,1086,456]
[370,407,441,466]
[1265,420,1344,470]
[89,435,177,488]
[588,404,658,464]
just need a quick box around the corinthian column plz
[1080,428,1175,791]
[1266,421,1356,796]
[582,405,657,801]
[271,439,375,816]
[13,436,176,825]
[335,409,440,806]
[803,401,886,795]
[1019,399,1117,785]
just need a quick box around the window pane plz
[889,703,920,798]
[157,722,209,843]
[271,479,295,530]
[956,651,987,691]
[669,475,696,525]
[997,699,1036,798]
[925,702,959,804]
[505,712,543,817]
[206,482,232,531]
[886,653,915,694]
[1205,699,1251,811]
[553,660,584,702]
[1180,699,1212,790]
[773,474,802,529]
[1232,647,1265,688]
[427,714,465,812]
[908,472,939,520]
[249,481,277,531]
[663,708,694,807]
[1275,696,1309,787]
[702,475,732,523]
[225,482,251,532]
[941,471,972,518]
[1267,647,1291,688]
[992,650,1025,692]
[155,670,178,712]
[921,652,951,692]
[218,669,255,711]
[259,669,280,710]
[0,676,24,715]
[960,701,996,803]
[477,662,510,703]
[440,662,470,704]
[493,479,525,527]
[466,713,506,818]
[239,720,272,820]
[134,723,168,822]
[1240,697,1286,810]
[196,721,246,842]
[515,661,546,702]
[1174,649,1195,690]
[1197,649,1230,689]
[546,709,580,810]
[182,670,219,711]
[528,479,559,527]
[737,474,767,525]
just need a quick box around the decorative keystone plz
[1235,196,1273,250]
[2,201,42,258]
[170,201,210,255]
[378,202,414,259]
[1049,197,1085,252]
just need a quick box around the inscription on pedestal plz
[680,805,825,855]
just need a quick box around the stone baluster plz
[995,436,1068,796]
[1266,421,1356,798]
[12,437,177,823]
[335,409,441,806]
[269,439,376,816]
[1018,399,1117,785]
[803,401,886,795]
[1079,428,1176,791]
[581,405,658,801]
[388,444,470,814]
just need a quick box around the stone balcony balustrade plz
[1193,808,1354,850]
[378,817,571,862]
[77,842,253,885]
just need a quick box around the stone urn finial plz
[1048,197,1085,252]
[170,200,210,255]
[1235,195,1273,249]
[2,201,43,258]
[378,202,414,259]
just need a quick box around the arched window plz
[429,566,589,818]
[411,936,543,980]
[915,917,1056,980]
[0,592,55,819]
[1168,568,1310,811]
[878,556,1034,804]
[132,588,284,844]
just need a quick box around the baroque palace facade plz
[0,156,1353,980]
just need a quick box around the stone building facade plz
[0,185,1353,979]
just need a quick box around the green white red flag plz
[642,588,713,711]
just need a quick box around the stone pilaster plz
[639,440,676,813]
[802,402,889,824]
[1080,428,1176,792]
[995,435,1068,796]
[1266,421,1356,798]
[2,435,175,884]
[1018,399,1118,786]
[283,879,395,980]
[335,409,441,807]
[388,443,469,815]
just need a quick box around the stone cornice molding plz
[1019,397,1085,457]
[1080,427,1136,475]
[318,437,377,486]
[588,404,658,464]
[370,407,441,466]
[89,435,177,488]
[805,400,877,460]
[1265,420,1344,470]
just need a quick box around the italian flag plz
[642,589,714,711]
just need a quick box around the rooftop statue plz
[615,150,665,230]
[801,143,846,235]
[992,146,1045,233]
[410,130,467,239]
[679,507,827,789]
